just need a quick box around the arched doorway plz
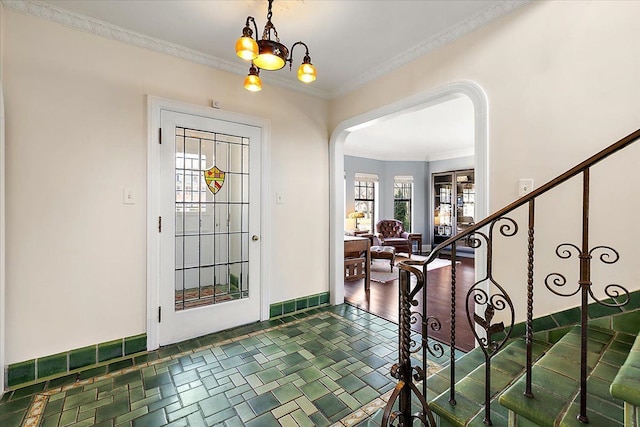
[329,81,489,305]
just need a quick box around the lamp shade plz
[297,62,317,83]
[244,74,262,92]
[236,36,258,60]
[254,40,288,70]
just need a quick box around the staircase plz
[381,128,640,427]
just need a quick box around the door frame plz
[329,81,489,306]
[146,96,270,351]
[0,86,5,395]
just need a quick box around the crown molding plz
[3,0,530,101]
[344,145,474,163]
[330,0,533,98]
[2,0,331,100]
[426,147,475,162]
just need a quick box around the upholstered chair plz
[375,219,411,258]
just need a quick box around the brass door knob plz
[252,235,259,241]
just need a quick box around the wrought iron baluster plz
[466,218,517,426]
[382,265,436,426]
[542,167,630,423]
[525,199,535,398]
[577,168,591,423]
[423,265,428,403]
[449,243,457,405]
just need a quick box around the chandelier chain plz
[263,0,280,42]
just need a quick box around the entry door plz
[159,110,261,346]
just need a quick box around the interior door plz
[159,110,261,346]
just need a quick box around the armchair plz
[375,219,411,258]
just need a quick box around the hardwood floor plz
[344,256,476,352]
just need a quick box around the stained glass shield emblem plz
[204,166,225,195]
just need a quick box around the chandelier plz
[235,0,317,92]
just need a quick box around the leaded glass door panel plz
[159,110,260,346]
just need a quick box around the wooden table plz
[344,235,371,291]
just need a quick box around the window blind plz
[394,175,413,183]
[354,173,378,183]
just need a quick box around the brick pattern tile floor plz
[0,305,450,427]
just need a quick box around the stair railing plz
[381,128,640,426]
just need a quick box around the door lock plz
[252,235,259,241]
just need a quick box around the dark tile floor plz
[0,305,455,427]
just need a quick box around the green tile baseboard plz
[493,289,640,343]
[269,292,330,319]
[8,292,330,389]
[6,333,146,389]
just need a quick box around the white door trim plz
[329,81,489,306]
[146,96,270,351]
[0,86,6,395]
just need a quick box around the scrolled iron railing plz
[381,128,640,426]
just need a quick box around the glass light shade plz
[297,62,317,83]
[244,74,262,92]
[253,40,288,70]
[236,36,258,60]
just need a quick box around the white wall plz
[331,1,640,322]
[5,0,640,364]
[2,9,329,363]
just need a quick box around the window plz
[394,176,413,232]
[354,173,377,233]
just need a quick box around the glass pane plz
[241,262,249,294]
[215,264,228,288]
[185,128,214,140]
[242,145,249,174]
[175,210,184,234]
[199,266,214,289]
[230,263,242,294]
[242,205,249,232]
[175,236,184,268]
[198,207,213,233]
[184,268,199,292]
[214,234,229,264]
[199,233,214,266]
[201,139,214,166]
[183,213,199,235]
[242,233,249,262]
[229,204,242,233]
[174,126,250,311]
[229,143,243,174]
[183,235,200,269]
[227,174,242,203]
[175,270,183,292]
[214,174,229,201]
[214,204,229,234]
[174,271,184,311]
[229,233,242,263]
[242,175,249,203]
[215,141,229,173]
[217,133,243,144]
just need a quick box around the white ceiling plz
[344,95,475,162]
[13,0,529,160]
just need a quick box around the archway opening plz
[328,82,489,315]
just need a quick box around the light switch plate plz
[518,179,534,197]
[123,189,135,204]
